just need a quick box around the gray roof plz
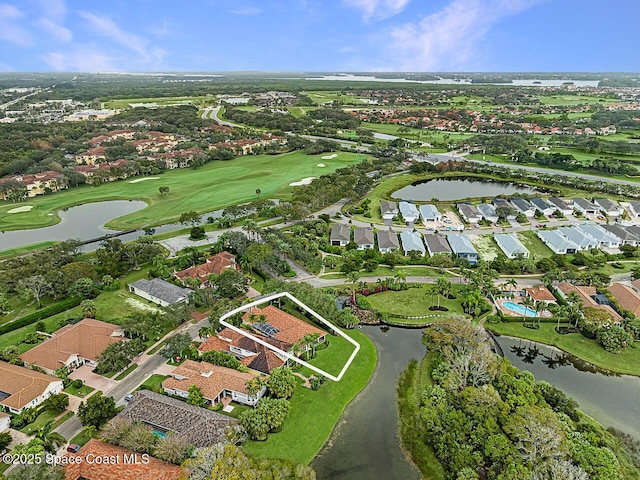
[400,231,425,254]
[557,227,597,249]
[477,203,498,219]
[593,198,619,211]
[494,233,529,257]
[129,278,191,304]
[419,204,440,220]
[492,198,512,208]
[447,233,478,255]
[330,223,351,242]
[601,224,639,242]
[573,198,597,211]
[510,197,533,213]
[424,234,452,255]
[625,224,640,237]
[117,390,235,448]
[380,200,398,215]
[377,230,400,249]
[577,224,620,243]
[530,197,553,211]
[353,227,374,246]
[538,229,578,252]
[399,201,420,221]
[629,201,640,214]
[456,203,480,220]
[548,197,571,210]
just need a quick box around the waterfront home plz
[607,283,640,318]
[419,204,441,225]
[128,278,192,306]
[399,201,420,224]
[456,203,481,224]
[477,203,499,223]
[380,200,398,220]
[510,197,535,217]
[530,197,554,216]
[557,282,622,322]
[548,197,573,216]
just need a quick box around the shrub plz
[0,297,82,336]
[597,325,634,353]
[72,379,83,389]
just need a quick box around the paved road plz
[206,105,244,128]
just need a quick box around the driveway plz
[69,365,117,392]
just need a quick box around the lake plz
[312,326,422,480]
[496,335,640,440]
[392,177,541,201]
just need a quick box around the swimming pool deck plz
[495,297,553,318]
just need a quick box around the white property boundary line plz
[219,292,360,382]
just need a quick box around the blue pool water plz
[153,430,166,438]
[502,301,538,317]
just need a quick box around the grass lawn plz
[301,333,357,379]
[367,285,466,317]
[321,265,440,279]
[51,411,74,429]
[115,363,138,380]
[69,426,99,447]
[64,384,95,398]
[517,230,554,259]
[487,322,640,377]
[136,374,169,393]
[19,408,58,435]
[0,151,366,232]
[243,329,376,465]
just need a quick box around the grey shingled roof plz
[380,200,398,215]
[353,227,374,246]
[129,278,191,304]
[377,230,400,249]
[548,197,571,210]
[594,198,619,212]
[530,197,553,212]
[117,390,235,448]
[601,224,639,242]
[510,197,533,213]
[557,227,597,249]
[424,234,452,255]
[330,223,351,242]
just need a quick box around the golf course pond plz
[391,177,542,202]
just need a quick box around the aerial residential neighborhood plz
[1,1,640,478]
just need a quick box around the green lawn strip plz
[397,354,446,480]
[0,308,82,352]
[0,151,365,232]
[19,409,58,435]
[367,285,465,317]
[147,339,168,355]
[299,333,357,379]
[487,322,640,377]
[69,427,99,447]
[115,363,138,381]
[0,241,59,260]
[321,265,440,279]
[517,230,554,259]
[135,374,169,393]
[243,330,376,465]
[64,384,95,398]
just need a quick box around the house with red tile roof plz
[174,251,238,288]
[242,305,327,352]
[162,359,266,407]
[0,171,68,200]
[557,282,622,322]
[607,283,640,317]
[20,318,124,375]
[0,362,63,414]
[198,327,289,374]
[524,286,557,304]
[65,438,183,480]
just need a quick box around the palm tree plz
[534,301,546,328]
[36,421,66,453]
[347,271,360,300]
[242,218,259,241]
[426,284,439,309]
[198,326,212,340]
[393,271,407,288]
[521,296,534,326]
[436,277,452,300]
[506,278,518,295]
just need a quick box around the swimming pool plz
[502,301,538,317]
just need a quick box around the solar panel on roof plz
[253,323,280,337]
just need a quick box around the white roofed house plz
[353,227,375,250]
[557,227,597,251]
[380,200,399,220]
[510,197,535,217]
[477,203,499,224]
[576,224,621,248]
[330,224,351,246]
[377,230,400,253]
[572,198,598,215]
[530,197,554,216]
[593,198,623,217]
[419,204,441,225]
[537,230,579,254]
[494,233,530,259]
[400,231,426,256]
[456,203,481,224]
[399,201,420,225]
[447,233,479,265]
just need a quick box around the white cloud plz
[344,0,410,22]
[0,3,32,45]
[229,5,262,15]
[78,10,165,64]
[31,0,66,20]
[43,45,117,71]
[35,18,72,42]
[151,19,172,38]
[386,0,544,71]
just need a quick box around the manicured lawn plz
[487,322,640,377]
[69,426,99,447]
[64,383,95,398]
[243,329,376,465]
[367,285,466,317]
[517,230,554,259]
[321,265,440,279]
[115,363,138,380]
[136,374,169,393]
[19,408,58,435]
[0,151,366,232]
[301,333,357,379]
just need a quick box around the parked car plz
[124,394,133,402]
[67,444,81,453]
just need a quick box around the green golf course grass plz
[0,151,366,232]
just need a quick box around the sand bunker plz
[289,177,315,186]
[316,163,326,167]
[7,205,33,213]
[321,154,338,160]
[129,177,160,184]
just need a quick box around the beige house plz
[0,362,64,414]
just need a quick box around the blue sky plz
[0,0,638,72]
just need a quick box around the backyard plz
[0,151,366,232]
[367,284,466,318]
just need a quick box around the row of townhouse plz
[537,224,633,254]
[382,201,443,226]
